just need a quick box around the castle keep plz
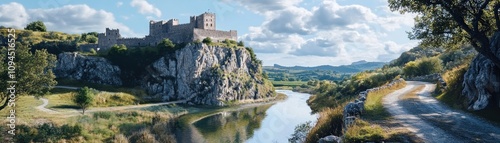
[96,12,237,49]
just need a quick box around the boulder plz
[318,135,342,143]
[54,52,122,85]
[462,32,500,110]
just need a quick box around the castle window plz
[206,24,208,27]
[210,24,213,27]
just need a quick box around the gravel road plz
[383,81,500,143]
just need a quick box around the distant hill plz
[265,60,386,73]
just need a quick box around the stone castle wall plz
[117,38,148,47]
[193,29,237,42]
[94,13,237,50]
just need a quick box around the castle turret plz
[97,28,120,49]
[195,12,216,30]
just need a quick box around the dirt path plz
[36,97,187,116]
[383,81,500,143]
[35,98,58,113]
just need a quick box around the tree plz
[202,37,212,44]
[388,0,500,67]
[289,121,313,143]
[73,87,95,114]
[237,41,245,47]
[157,38,175,53]
[0,42,57,111]
[25,21,47,32]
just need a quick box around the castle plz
[94,12,237,49]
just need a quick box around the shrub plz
[93,112,114,119]
[305,107,344,143]
[403,57,443,77]
[202,37,212,44]
[343,120,385,143]
[289,121,313,143]
[112,134,129,143]
[129,129,158,143]
[25,20,47,32]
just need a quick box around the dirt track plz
[383,81,500,143]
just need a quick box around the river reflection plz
[180,90,318,143]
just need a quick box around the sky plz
[0,0,418,66]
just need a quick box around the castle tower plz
[97,28,120,49]
[195,12,216,30]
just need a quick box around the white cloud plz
[236,0,418,66]
[224,0,303,14]
[130,0,161,17]
[0,2,138,37]
[0,2,30,28]
[117,2,123,7]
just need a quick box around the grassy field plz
[271,80,307,87]
[0,96,44,124]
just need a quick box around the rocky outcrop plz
[142,43,275,106]
[54,52,122,85]
[318,135,342,143]
[462,32,500,110]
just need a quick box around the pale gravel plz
[383,81,500,143]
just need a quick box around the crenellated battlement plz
[96,12,237,49]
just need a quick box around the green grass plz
[0,96,44,123]
[45,90,139,111]
[363,81,406,121]
[343,119,385,143]
[305,106,344,143]
[56,78,147,98]
[271,80,307,87]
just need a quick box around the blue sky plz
[0,0,418,66]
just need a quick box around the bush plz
[289,121,313,143]
[93,112,114,119]
[129,129,158,143]
[15,123,83,143]
[157,38,176,53]
[25,20,47,32]
[306,107,344,143]
[202,37,212,44]
[343,120,385,143]
[112,134,129,143]
[403,57,443,77]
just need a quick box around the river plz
[178,90,318,143]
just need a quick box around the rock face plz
[463,32,500,110]
[54,52,122,85]
[142,43,275,106]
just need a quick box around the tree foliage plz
[25,21,47,32]
[403,57,443,77]
[157,38,176,53]
[73,87,95,114]
[0,42,57,111]
[202,37,212,44]
[388,0,500,67]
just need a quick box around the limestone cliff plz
[142,43,275,106]
[54,44,276,106]
[463,32,500,110]
[54,53,122,85]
